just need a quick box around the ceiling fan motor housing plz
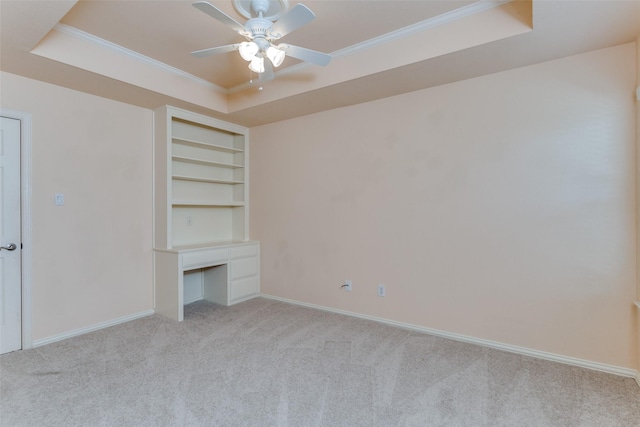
[245,17,275,40]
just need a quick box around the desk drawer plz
[230,257,258,280]
[230,243,259,259]
[230,276,259,302]
[181,248,229,270]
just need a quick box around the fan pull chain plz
[249,70,264,91]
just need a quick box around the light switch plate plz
[55,193,64,206]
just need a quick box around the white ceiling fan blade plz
[193,1,245,34]
[268,4,315,39]
[191,44,239,58]
[283,44,331,67]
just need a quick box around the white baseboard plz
[32,309,155,348]
[260,294,640,383]
[183,296,203,305]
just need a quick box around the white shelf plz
[172,136,243,153]
[155,105,249,247]
[172,175,244,185]
[172,200,245,207]
[172,155,243,169]
[157,240,254,253]
[154,106,257,321]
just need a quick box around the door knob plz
[1,243,17,251]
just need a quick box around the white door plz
[0,116,22,354]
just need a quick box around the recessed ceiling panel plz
[60,0,476,89]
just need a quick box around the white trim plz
[331,0,511,60]
[261,294,640,382]
[183,296,203,305]
[32,309,155,348]
[228,0,511,93]
[244,127,250,241]
[0,109,33,350]
[53,24,227,94]
[151,112,157,309]
[636,87,640,101]
[635,301,640,387]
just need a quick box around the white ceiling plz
[1,0,639,127]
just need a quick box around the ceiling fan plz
[191,0,332,81]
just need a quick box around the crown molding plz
[53,1,513,97]
[332,0,512,59]
[53,23,227,94]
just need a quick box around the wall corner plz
[635,36,640,372]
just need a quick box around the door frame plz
[1,109,33,350]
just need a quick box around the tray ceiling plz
[1,1,639,126]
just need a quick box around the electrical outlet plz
[186,215,193,226]
[343,280,352,292]
[377,284,386,297]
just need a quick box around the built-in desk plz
[154,241,260,321]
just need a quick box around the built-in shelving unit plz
[153,106,259,320]
[154,106,250,248]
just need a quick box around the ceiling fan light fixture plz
[192,1,332,82]
[248,55,265,73]
[238,41,259,61]
[266,46,285,67]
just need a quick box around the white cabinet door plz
[229,243,260,303]
[230,276,259,302]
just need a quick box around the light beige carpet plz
[1,298,639,426]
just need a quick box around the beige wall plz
[0,72,153,342]
[250,43,638,370]
[0,42,636,370]
[636,35,640,374]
